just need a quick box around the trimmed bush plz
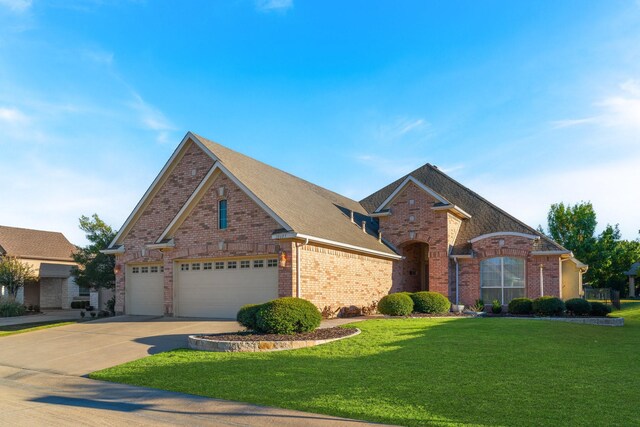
[0,299,26,317]
[237,303,263,330]
[71,300,89,309]
[255,297,321,334]
[565,298,591,316]
[508,298,533,315]
[378,293,414,316]
[410,291,450,314]
[590,301,612,317]
[532,296,565,316]
[491,299,503,314]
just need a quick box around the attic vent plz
[350,210,354,223]
[361,221,366,232]
[191,169,197,176]
[409,199,415,206]
[218,186,225,197]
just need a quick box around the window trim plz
[480,257,526,304]
[218,199,228,230]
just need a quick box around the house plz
[104,132,587,318]
[0,225,82,309]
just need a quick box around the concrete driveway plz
[0,316,382,426]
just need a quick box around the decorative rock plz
[189,328,361,352]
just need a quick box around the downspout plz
[539,264,544,297]
[454,257,459,305]
[295,238,309,298]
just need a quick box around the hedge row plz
[378,291,451,316]
[506,297,611,317]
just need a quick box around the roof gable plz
[0,226,76,261]
[361,164,566,254]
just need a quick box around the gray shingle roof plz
[625,262,640,276]
[192,134,397,257]
[0,225,76,261]
[360,163,567,255]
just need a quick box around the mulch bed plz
[198,327,357,342]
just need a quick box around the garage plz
[175,257,279,318]
[126,264,165,315]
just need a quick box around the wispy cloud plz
[551,79,640,130]
[255,0,293,12]
[0,107,29,124]
[81,48,114,66]
[128,92,176,143]
[0,0,32,13]
[374,116,431,143]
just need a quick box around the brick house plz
[104,132,587,318]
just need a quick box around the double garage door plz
[126,257,278,319]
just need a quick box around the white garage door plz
[176,258,279,319]
[126,264,164,316]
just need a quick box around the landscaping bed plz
[198,327,355,342]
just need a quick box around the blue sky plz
[0,0,639,245]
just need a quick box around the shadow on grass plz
[93,306,640,427]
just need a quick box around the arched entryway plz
[399,241,430,293]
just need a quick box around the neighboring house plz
[624,262,639,298]
[0,225,82,309]
[104,132,588,318]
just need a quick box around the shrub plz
[255,297,321,334]
[90,311,96,318]
[106,296,116,314]
[508,298,533,315]
[492,299,503,314]
[565,298,591,316]
[237,303,263,330]
[0,299,26,317]
[590,301,612,317]
[410,291,450,314]
[532,296,565,316]
[33,304,40,313]
[378,293,414,316]
[80,311,86,318]
[469,299,485,312]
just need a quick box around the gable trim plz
[109,133,200,248]
[469,232,541,244]
[374,176,449,212]
[157,162,292,243]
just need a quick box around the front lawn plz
[0,320,77,337]
[91,303,640,426]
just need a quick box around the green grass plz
[0,320,77,337]
[90,303,640,426]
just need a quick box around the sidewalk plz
[0,310,80,327]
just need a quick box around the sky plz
[0,0,639,246]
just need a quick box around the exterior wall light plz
[279,251,287,268]
[113,264,121,275]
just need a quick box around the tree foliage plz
[541,202,640,295]
[71,214,117,290]
[0,257,37,298]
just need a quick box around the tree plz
[544,202,597,264]
[0,257,37,299]
[71,214,117,290]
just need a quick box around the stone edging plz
[497,316,624,327]
[188,328,361,352]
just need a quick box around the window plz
[480,257,525,304]
[141,266,149,274]
[240,260,250,269]
[160,266,164,273]
[150,266,158,273]
[227,261,237,269]
[218,200,228,229]
[132,267,140,274]
[253,260,264,268]
[192,263,201,271]
[181,263,189,271]
[203,262,212,270]
[267,259,278,268]
[79,286,90,297]
[215,261,225,270]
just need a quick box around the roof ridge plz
[192,132,366,211]
[0,224,67,236]
[423,164,567,251]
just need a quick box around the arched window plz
[480,257,525,304]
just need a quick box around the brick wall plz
[456,234,562,305]
[378,182,451,297]
[122,141,214,250]
[297,243,393,310]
